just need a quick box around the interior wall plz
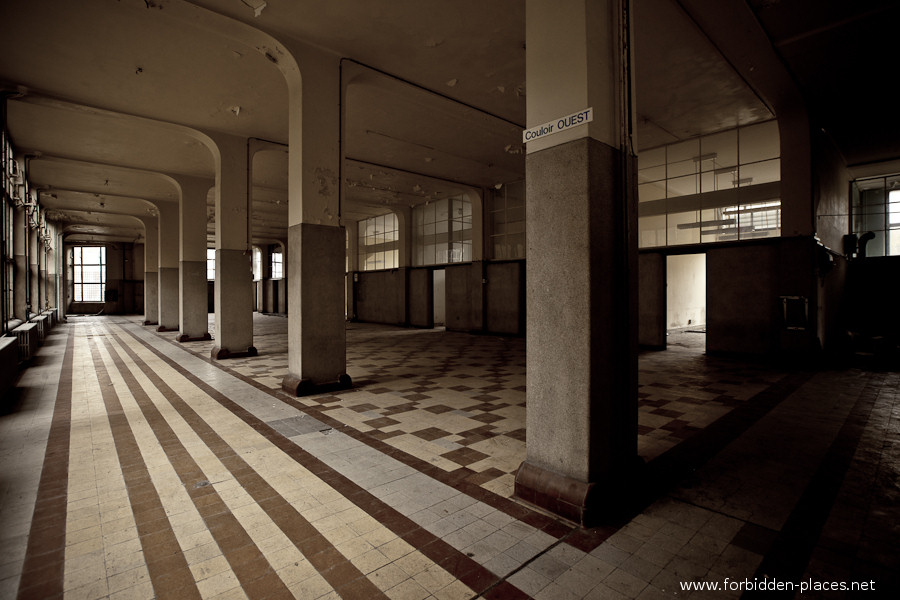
[445,263,482,332]
[667,253,706,329]
[408,268,433,328]
[845,256,900,341]
[706,242,779,355]
[484,261,524,335]
[638,252,666,348]
[68,242,144,315]
[355,269,407,325]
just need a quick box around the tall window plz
[252,247,262,280]
[489,181,525,259]
[358,212,399,271]
[638,120,781,247]
[271,249,283,279]
[852,175,900,256]
[2,135,16,327]
[73,246,106,302]
[207,248,215,280]
[413,196,472,266]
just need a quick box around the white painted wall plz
[667,253,706,329]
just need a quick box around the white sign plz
[522,107,593,143]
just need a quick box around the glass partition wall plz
[638,120,781,248]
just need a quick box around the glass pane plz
[82,265,102,283]
[700,129,737,171]
[667,139,700,178]
[739,202,782,240]
[667,211,701,246]
[739,159,780,186]
[509,232,525,258]
[506,181,525,208]
[639,181,666,202]
[639,164,666,184]
[667,174,699,197]
[639,146,666,169]
[638,215,666,248]
[82,246,102,264]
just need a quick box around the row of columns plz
[134,0,641,526]
[9,187,61,326]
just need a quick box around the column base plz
[281,373,352,397]
[157,325,175,332]
[514,459,645,527]
[176,332,212,343]
[211,346,258,360]
[143,320,158,326]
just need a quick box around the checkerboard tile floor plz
[154,317,787,500]
[2,314,897,599]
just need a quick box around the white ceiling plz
[2,0,888,246]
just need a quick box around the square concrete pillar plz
[281,223,350,395]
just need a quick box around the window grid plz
[207,248,216,280]
[271,250,283,279]
[489,181,525,260]
[852,176,900,257]
[638,120,782,248]
[413,196,472,266]
[3,135,15,325]
[358,212,399,271]
[73,246,106,302]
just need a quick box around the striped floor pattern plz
[2,316,897,599]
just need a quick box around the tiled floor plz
[1,314,897,599]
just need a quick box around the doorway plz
[666,253,706,350]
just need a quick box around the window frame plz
[72,245,107,302]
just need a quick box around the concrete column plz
[280,42,350,395]
[176,177,213,342]
[514,0,640,525]
[156,201,180,331]
[209,133,255,359]
[142,216,159,325]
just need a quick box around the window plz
[638,120,781,248]
[489,181,525,259]
[252,247,261,280]
[271,249,283,279]
[73,246,106,302]
[207,248,215,280]
[358,213,399,271]
[851,175,900,256]
[2,134,16,327]
[413,196,472,266]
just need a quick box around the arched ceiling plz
[2,0,895,246]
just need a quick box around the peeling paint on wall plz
[315,167,338,197]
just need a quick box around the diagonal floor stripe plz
[93,332,297,600]
[87,334,203,600]
[104,324,394,599]
[116,320,530,599]
[17,328,74,600]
